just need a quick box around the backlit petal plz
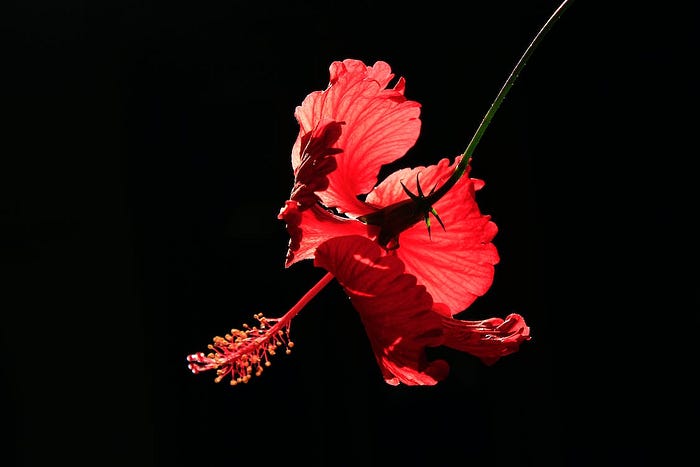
[292,59,421,217]
[440,313,531,365]
[367,156,499,314]
[278,202,369,267]
[314,235,449,386]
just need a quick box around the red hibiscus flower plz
[187,59,530,386]
[279,59,500,312]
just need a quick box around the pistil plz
[186,272,335,385]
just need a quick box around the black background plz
[3,1,698,466]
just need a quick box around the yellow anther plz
[194,310,296,387]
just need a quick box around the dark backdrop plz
[3,1,698,466]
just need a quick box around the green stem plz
[428,0,574,203]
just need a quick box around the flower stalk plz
[427,0,574,205]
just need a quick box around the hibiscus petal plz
[278,202,369,267]
[314,235,450,386]
[292,59,421,217]
[440,313,531,365]
[367,156,499,314]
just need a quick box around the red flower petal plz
[440,313,531,365]
[292,59,421,217]
[278,202,369,267]
[314,235,450,386]
[367,156,499,314]
[289,118,342,211]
